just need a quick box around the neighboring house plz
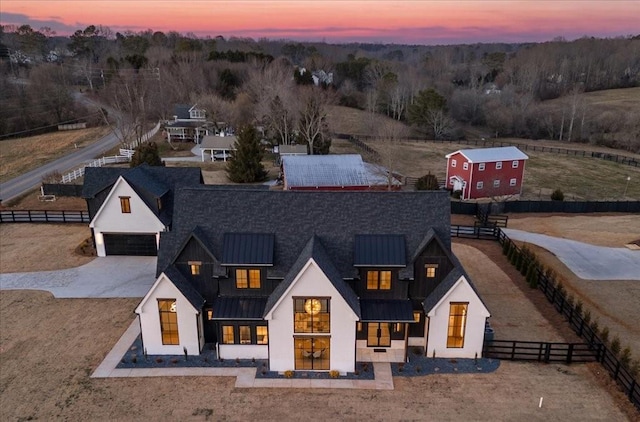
[136,188,490,374]
[281,154,402,191]
[274,144,308,165]
[199,134,237,162]
[82,165,204,256]
[165,104,212,143]
[445,146,529,200]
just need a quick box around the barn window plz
[493,180,500,188]
[495,161,502,170]
[510,178,517,186]
[119,196,131,213]
[463,162,469,170]
[512,160,519,168]
[477,182,484,190]
[451,159,457,168]
[478,163,485,171]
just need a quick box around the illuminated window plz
[366,270,391,290]
[413,311,421,323]
[236,269,261,289]
[357,322,363,332]
[478,163,485,171]
[256,326,269,345]
[119,196,131,213]
[239,326,251,344]
[447,303,468,348]
[394,323,404,333]
[156,198,162,210]
[495,161,502,170]
[158,299,179,345]
[206,309,213,320]
[367,323,391,347]
[222,325,234,344]
[294,298,330,333]
[189,261,201,275]
[425,264,438,278]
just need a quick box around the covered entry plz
[103,234,157,256]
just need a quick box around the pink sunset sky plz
[1,0,638,45]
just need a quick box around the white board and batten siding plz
[426,276,490,359]
[90,177,166,256]
[218,344,268,360]
[135,273,203,356]
[265,259,359,374]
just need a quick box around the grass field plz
[0,127,110,183]
[543,87,640,114]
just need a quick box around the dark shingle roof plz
[354,234,406,267]
[221,233,275,266]
[158,188,451,281]
[82,167,129,198]
[211,297,267,319]
[264,236,360,317]
[173,104,191,120]
[163,265,205,310]
[360,299,414,322]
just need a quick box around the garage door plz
[103,234,157,256]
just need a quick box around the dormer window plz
[425,264,438,278]
[190,109,205,119]
[236,268,261,289]
[367,270,391,290]
[189,261,201,275]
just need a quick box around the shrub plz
[130,142,165,167]
[620,347,632,367]
[629,360,640,377]
[284,370,294,378]
[574,300,583,317]
[590,319,599,335]
[600,327,610,344]
[610,336,621,356]
[550,189,564,201]
[452,190,462,199]
[415,172,440,190]
[329,370,340,379]
[583,310,592,324]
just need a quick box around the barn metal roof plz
[446,146,529,163]
[353,235,406,267]
[359,299,415,322]
[282,154,371,188]
[221,233,275,266]
[211,297,267,319]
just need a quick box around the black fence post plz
[567,344,574,364]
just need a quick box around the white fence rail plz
[60,122,160,184]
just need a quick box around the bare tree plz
[372,120,409,190]
[298,87,332,155]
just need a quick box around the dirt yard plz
[0,290,632,421]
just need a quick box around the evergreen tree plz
[415,172,440,190]
[130,142,164,167]
[226,125,267,183]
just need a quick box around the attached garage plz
[103,234,157,256]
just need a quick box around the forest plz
[1,24,639,152]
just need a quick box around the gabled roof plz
[445,146,528,163]
[82,167,129,198]
[353,234,406,267]
[173,104,192,120]
[158,188,451,281]
[263,236,360,318]
[136,264,205,313]
[221,233,275,266]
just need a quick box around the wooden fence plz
[0,210,89,223]
[450,200,640,215]
[450,224,499,240]
[497,229,640,410]
[483,340,600,363]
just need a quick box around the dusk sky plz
[1,0,638,45]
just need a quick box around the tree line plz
[1,24,639,152]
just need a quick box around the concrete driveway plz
[0,256,156,298]
[502,229,640,281]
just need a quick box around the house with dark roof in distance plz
[136,188,490,374]
[281,154,402,191]
[82,164,204,256]
[445,146,529,200]
[165,104,212,143]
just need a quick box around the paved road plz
[0,256,156,298]
[0,95,124,203]
[503,228,640,281]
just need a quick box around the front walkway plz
[503,229,640,280]
[92,320,394,390]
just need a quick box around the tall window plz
[294,298,330,333]
[189,261,201,275]
[222,325,234,344]
[425,264,438,278]
[119,196,131,213]
[463,162,469,170]
[158,299,179,345]
[451,159,457,168]
[495,161,502,170]
[366,270,391,290]
[447,302,468,348]
[236,269,261,289]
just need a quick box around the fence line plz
[450,200,640,215]
[483,340,600,363]
[0,210,90,223]
[496,229,640,410]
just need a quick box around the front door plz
[367,323,391,347]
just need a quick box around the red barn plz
[445,146,528,200]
